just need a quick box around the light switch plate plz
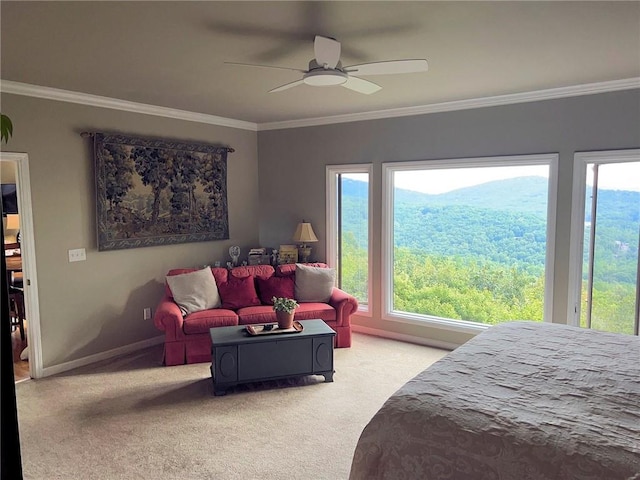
[68,248,86,262]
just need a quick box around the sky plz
[347,162,640,194]
[393,165,548,194]
[586,162,640,193]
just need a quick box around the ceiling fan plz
[226,35,428,95]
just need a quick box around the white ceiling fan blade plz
[341,76,382,95]
[314,35,341,69]
[225,61,306,74]
[269,79,305,93]
[344,59,428,76]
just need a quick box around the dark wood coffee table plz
[210,319,335,396]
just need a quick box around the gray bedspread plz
[349,322,640,480]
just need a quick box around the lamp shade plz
[5,214,20,230]
[292,221,318,244]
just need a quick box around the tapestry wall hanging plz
[91,132,232,251]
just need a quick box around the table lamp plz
[5,214,20,243]
[292,220,318,263]
[5,214,19,230]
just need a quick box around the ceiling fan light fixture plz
[303,70,348,87]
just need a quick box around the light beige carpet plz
[16,332,447,480]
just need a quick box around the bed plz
[349,322,640,480]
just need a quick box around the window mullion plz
[585,164,599,330]
[337,175,343,288]
[634,224,640,335]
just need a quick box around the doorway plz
[1,152,42,379]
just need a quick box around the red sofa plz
[154,263,358,366]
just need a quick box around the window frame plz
[382,154,558,333]
[326,163,373,315]
[567,149,640,331]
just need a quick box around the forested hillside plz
[394,176,549,215]
[340,177,639,332]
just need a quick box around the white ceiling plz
[1,1,639,126]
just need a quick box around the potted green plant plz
[1,114,13,143]
[272,296,298,329]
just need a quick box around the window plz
[326,164,372,313]
[569,150,640,335]
[383,154,558,332]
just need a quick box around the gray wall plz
[257,89,640,346]
[1,93,258,368]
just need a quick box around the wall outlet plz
[143,307,152,320]
[68,248,86,262]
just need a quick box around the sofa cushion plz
[256,275,295,305]
[165,267,228,298]
[218,275,261,310]
[231,264,275,279]
[294,302,336,322]
[183,308,238,334]
[294,263,336,303]
[276,262,327,277]
[236,303,336,325]
[166,267,221,316]
[236,305,278,325]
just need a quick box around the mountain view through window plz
[342,164,639,330]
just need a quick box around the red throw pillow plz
[218,275,261,309]
[256,276,295,305]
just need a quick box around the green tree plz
[102,144,135,211]
[131,147,171,225]
[392,248,544,325]
[199,151,227,231]
[340,232,368,304]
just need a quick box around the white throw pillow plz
[294,263,336,303]
[166,267,221,316]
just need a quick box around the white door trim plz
[1,152,43,379]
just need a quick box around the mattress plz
[349,322,640,480]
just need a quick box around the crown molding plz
[257,77,640,131]
[2,77,638,133]
[0,80,258,131]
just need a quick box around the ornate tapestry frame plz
[91,132,232,251]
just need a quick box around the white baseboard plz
[41,336,165,377]
[38,328,454,377]
[352,324,459,351]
